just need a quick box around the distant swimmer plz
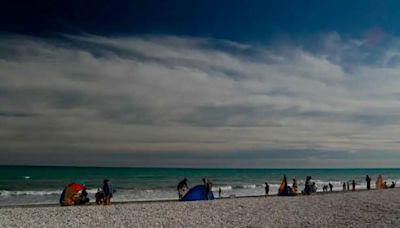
[177,178,188,200]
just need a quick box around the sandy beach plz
[1,189,400,227]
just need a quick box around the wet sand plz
[1,188,400,227]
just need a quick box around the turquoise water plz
[1,166,399,205]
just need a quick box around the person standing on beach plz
[342,182,346,191]
[218,187,222,198]
[177,178,189,200]
[103,179,114,205]
[347,182,350,191]
[351,180,356,192]
[303,176,312,195]
[329,183,333,192]
[203,178,212,200]
[265,182,269,196]
[366,175,371,190]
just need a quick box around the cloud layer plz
[1,33,400,167]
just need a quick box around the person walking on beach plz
[177,178,188,200]
[329,183,333,192]
[103,179,114,205]
[351,180,356,192]
[347,181,350,191]
[342,182,346,191]
[218,187,222,198]
[366,175,371,190]
[265,182,269,196]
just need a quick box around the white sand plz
[2,189,400,227]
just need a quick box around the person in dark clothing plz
[311,182,317,192]
[384,182,388,189]
[77,188,89,204]
[265,182,269,196]
[347,182,350,191]
[352,180,356,192]
[95,188,105,205]
[218,187,222,198]
[103,179,114,205]
[302,176,312,195]
[366,175,371,190]
[177,178,188,200]
[203,178,212,200]
[342,182,346,191]
[390,182,396,188]
[329,183,333,192]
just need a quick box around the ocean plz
[0,166,399,206]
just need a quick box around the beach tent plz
[181,185,215,201]
[60,182,85,206]
[376,175,384,190]
[278,176,289,196]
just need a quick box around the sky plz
[2,1,400,167]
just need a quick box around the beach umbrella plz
[278,176,289,196]
[60,183,85,206]
[67,182,85,192]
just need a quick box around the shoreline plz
[0,187,377,209]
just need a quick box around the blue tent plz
[181,185,215,201]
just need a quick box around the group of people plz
[302,176,317,195]
[341,175,396,192]
[322,183,333,192]
[95,179,115,205]
[60,179,115,206]
[341,180,357,192]
[264,174,396,197]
